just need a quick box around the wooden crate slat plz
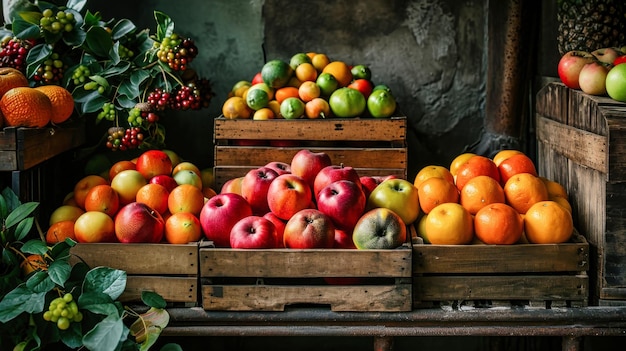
[121,276,197,303]
[200,247,411,278]
[413,274,588,302]
[214,116,407,142]
[18,122,86,170]
[202,283,412,312]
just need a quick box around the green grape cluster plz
[39,9,75,34]
[42,293,83,330]
[119,44,134,60]
[72,65,91,85]
[33,52,64,85]
[84,81,106,94]
[97,102,116,121]
[127,107,143,127]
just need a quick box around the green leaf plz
[89,75,109,88]
[80,94,109,114]
[5,202,39,229]
[101,61,131,78]
[17,11,42,25]
[130,307,169,345]
[48,259,72,287]
[142,291,166,309]
[0,284,46,322]
[25,271,55,293]
[1,188,20,212]
[67,0,88,12]
[154,11,174,41]
[116,95,139,109]
[13,216,34,242]
[82,313,127,351]
[83,267,126,300]
[25,43,52,77]
[0,194,8,220]
[111,19,136,40]
[82,10,102,27]
[20,239,47,255]
[85,26,113,57]
[10,17,41,40]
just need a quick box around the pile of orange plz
[415,150,573,246]
[0,67,74,128]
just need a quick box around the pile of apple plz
[203,149,412,250]
[558,47,626,101]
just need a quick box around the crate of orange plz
[411,151,589,309]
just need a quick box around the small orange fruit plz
[109,160,136,181]
[311,53,331,72]
[474,203,523,245]
[222,96,252,119]
[417,176,459,214]
[449,152,476,177]
[305,97,331,119]
[0,67,29,97]
[136,183,170,215]
[504,173,549,214]
[0,86,52,127]
[274,86,300,104]
[165,212,203,244]
[21,254,48,276]
[298,80,321,102]
[413,165,455,189]
[83,184,120,217]
[321,61,353,87]
[455,155,500,192]
[524,200,574,244]
[492,149,524,167]
[497,153,538,186]
[540,177,568,200]
[551,195,572,213]
[34,85,75,124]
[73,175,109,209]
[459,175,505,215]
[168,184,205,216]
[45,220,77,244]
[295,62,318,82]
[422,202,474,245]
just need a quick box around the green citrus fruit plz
[261,59,294,89]
[372,84,392,93]
[246,87,270,110]
[367,89,397,118]
[289,53,312,70]
[231,80,252,93]
[328,87,366,118]
[280,97,306,119]
[316,72,339,97]
[351,65,372,80]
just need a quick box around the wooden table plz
[162,306,626,351]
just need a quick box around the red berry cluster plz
[146,79,213,111]
[106,127,144,151]
[146,88,170,111]
[0,38,33,72]
[156,34,198,71]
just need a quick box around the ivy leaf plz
[153,11,174,42]
[142,291,166,309]
[48,259,72,287]
[20,239,47,255]
[25,271,55,293]
[17,11,42,25]
[10,17,41,40]
[85,26,113,57]
[101,61,131,78]
[67,0,88,12]
[80,94,109,114]
[82,313,127,351]
[0,284,46,322]
[116,95,139,109]
[111,19,136,40]
[25,43,52,78]
[82,10,102,27]
[83,266,126,301]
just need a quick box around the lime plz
[367,89,397,118]
[328,87,366,118]
[246,87,270,110]
[231,80,251,93]
[289,53,312,70]
[280,97,305,119]
[351,65,372,80]
[316,72,339,97]
[261,59,294,89]
[248,82,275,100]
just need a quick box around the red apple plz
[114,202,165,243]
[316,180,366,232]
[557,50,595,90]
[614,55,626,66]
[290,149,332,190]
[263,211,287,248]
[240,166,279,215]
[367,178,420,225]
[359,175,397,199]
[135,149,173,180]
[313,164,361,199]
[230,215,277,249]
[251,72,263,85]
[352,207,407,249]
[592,47,621,65]
[264,161,292,175]
[578,61,610,96]
[149,174,178,193]
[200,193,253,247]
[283,209,335,248]
[267,174,312,220]
[333,228,356,249]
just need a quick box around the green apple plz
[352,208,407,249]
[606,63,626,102]
[173,169,203,189]
[366,178,420,225]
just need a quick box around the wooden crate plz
[213,116,407,189]
[70,243,199,306]
[199,240,412,312]
[412,231,589,309]
[535,82,626,306]
[0,119,85,171]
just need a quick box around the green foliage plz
[0,187,174,350]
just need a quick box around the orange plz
[222,96,252,119]
[267,99,282,118]
[298,80,321,102]
[497,153,538,186]
[540,177,568,200]
[173,161,201,177]
[0,67,29,98]
[21,254,47,276]
[454,155,500,191]
[168,184,205,216]
[135,149,173,180]
[305,97,331,119]
[413,165,455,189]
[0,86,52,127]
[492,149,524,167]
[295,62,318,82]
[524,200,574,244]
[459,175,505,215]
[164,212,203,244]
[34,85,75,124]
[551,195,573,213]
[417,176,459,214]
[109,160,136,181]
[83,184,120,217]
[321,61,353,87]
[136,183,170,215]
[449,152,476,177]
[202,186,217,199]
[421,202,474,245]
[253,107,275,120]
[45,220,77,244]
[474,203,523,245]
[73,175,109,209]
[311,53,331,72]
[503,173,549,214]
[274,86,300,104]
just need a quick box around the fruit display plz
[221,52,397,119]
[0,1,214,150]
[557,46,626,101]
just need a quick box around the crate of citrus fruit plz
[411,149,589,309]
[214,52,407,190]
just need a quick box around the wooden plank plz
[202,283,412,312]
[214,116,407,142]
[71,243,198,275]
[200,247,412,278]
[413,274,588,302]
[18,121,86,170]
[121,276,197,303]
[536,115,607,174]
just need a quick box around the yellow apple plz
[110,169,147,205]
[74,211,116,243]
[49,205,85,226]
